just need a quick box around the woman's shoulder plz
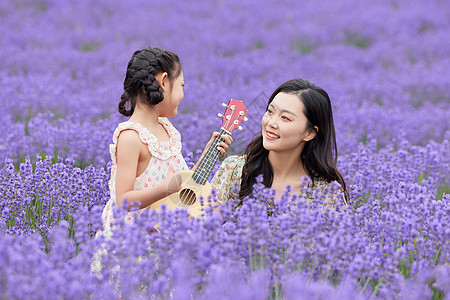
[308,176,346,205]
[221,155,246,169]
[309,176,340,192]
[213,155,245,181]
[311,176,329,187]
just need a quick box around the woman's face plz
[261,92,316,154]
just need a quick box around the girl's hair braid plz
[118,47,181,116]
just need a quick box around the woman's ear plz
[304,126,318,142]
[155,72,169,92]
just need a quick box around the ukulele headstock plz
[219,99,248,134]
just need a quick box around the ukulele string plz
[177,183,200,207]
[177,105,240,207]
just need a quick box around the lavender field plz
[1,0,449,298]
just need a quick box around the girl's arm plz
[115,130,181,210]
[192,132,233,171]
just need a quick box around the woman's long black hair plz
[239,79,349,203]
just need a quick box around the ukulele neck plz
[192,128,230,185]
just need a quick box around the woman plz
[211,78,348,207]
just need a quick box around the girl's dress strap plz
[109,118,182,163]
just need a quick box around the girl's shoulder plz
[158,117,181,138]
[110,119,182,160]
[157,117,173,127]
[112,121,158,145]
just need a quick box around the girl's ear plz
[155,72,169,92]
[304,126,318,142]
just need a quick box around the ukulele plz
[149,99,248,218]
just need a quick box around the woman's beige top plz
[211,155,341,206]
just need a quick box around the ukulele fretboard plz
[192,128,229,185]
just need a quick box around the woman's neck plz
[268,149,307,181]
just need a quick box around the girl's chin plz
[165,109,178,118]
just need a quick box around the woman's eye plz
[281,116,290,121]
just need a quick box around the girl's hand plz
[192,132,233,172]
[161,165,183,196]
[209,131,233,158]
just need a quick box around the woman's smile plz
[265,130,280,140]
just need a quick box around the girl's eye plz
[281,116,290,121]
[266,109,273,114]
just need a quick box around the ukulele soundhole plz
[179,188,197,206]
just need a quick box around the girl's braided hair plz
[118,47,181,116]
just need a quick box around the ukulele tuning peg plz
[243,117,248,122]
[217,113,224,118]
[222,103,228,107]
[238,126,243,131]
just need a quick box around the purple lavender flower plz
[1,0,449,298]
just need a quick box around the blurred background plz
[1,0,449,167]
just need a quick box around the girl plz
[211,78,349,207]
[100,47,232,237]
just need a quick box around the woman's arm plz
[211,155,244,204]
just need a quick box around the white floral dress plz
[100,117,188,238]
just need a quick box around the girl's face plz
[262,92,316,154]
[158,70,184,117]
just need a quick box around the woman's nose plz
[267,116,278,128]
